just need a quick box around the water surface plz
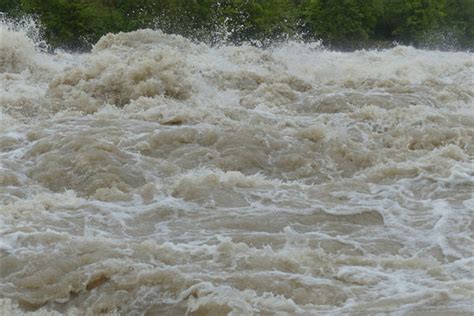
[1,25,473,315]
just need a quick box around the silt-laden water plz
[1,24,473,315]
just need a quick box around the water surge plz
[1,23,473,315]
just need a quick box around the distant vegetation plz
[1,0,473,50]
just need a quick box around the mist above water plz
[1,19,473,315]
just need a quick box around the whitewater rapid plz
[1,22,473,315]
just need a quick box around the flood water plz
[1,22,473,315]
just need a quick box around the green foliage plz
[211,0,297,43]
[0,0,21,14]
[0,0,472,50]
[377,0,446,42]
[301,0,383,48]
[443,0,474,48]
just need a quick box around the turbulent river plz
[1,21,473,315]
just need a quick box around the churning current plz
[1,22,473,315]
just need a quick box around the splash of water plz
[1,20,473,315]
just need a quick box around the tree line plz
[1,0,472,50]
